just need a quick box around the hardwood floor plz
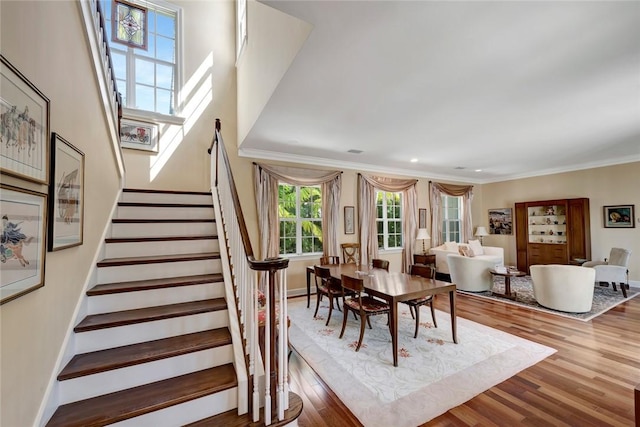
[287,291,640,426]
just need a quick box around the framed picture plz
[1,184,47,305]
[418,208,427,229]
[489,208,513,235]
[120,118,159,152]
[48,133,85,251]
[0,54,51,184]
[603,205,635,228]
[344,206,355,234]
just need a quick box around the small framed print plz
[418,208,427,229]
[603,205,635,228]
[344,206,355,234]
[48,133,85,251]
[1,184,47,305]
[120,118,159,152]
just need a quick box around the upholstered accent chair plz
[403,264,437,338]
[582,248,632,298]
[530,264,596,313]
[447,252,503,292]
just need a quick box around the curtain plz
[253,163,342,260]
[429,182,474,247]
[358,174,418,272]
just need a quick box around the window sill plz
[379,248,403,255]
[122,107,185,126]
[281,253,323,262]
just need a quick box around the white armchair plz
[430,242,503,275]
[582,248,631,298]
[530,265,596,313]
[446,253,503,292]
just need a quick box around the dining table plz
[306,263,458,366]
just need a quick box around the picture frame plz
[48,133,85,251]
[418,208,427,229]
[603,205,635,228]
[119,118,159,152]
[0,54,51,184]
[1,183,47,305]
[344,206,355,234]
[488,208,513,235]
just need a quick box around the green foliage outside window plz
[376,191,403,249]
[278,184,323,255]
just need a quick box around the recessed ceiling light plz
[475,169,483,172]
[410,158,418,163]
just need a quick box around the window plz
[102,0,180,115]
[441,195,462,242]
[376,191,403,250]
[236,0,247,59]
[278,184,322,255]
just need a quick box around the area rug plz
[287,298,556,427]
[459,276,640,321]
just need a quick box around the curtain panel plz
[429,181,474,247]
[358,174,418,272]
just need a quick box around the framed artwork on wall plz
[1,184,48,305]
[488,208,513,235]
[119,118,159,152]
[344,206,355,234]
[603,205,635,228]
[48,133,85,251]
[0,54,51,184]
[418,208,427,229]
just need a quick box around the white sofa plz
[530,264,596,313]
[447,254,503,292]
[429,242,504,275]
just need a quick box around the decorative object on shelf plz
[0,54,50,185]
[1,184,47,305]
[344,205,355,234]
[488,208,512,234]
[112,0,148,50]
[603,205,635,228]
[120,118,159,152]
[474,226,489,244]
[416,228,430,254]
[418,208,427,229]
[48,133,84,251]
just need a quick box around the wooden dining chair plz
[339,274,391,351]
[341,243,360,264]
[313,265,344,326]
[320,256,340,266]
[371,258,389,271]
[403,264,438,338]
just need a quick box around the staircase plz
[45,189,239,426]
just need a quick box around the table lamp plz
[475,226,489,245]
[416,228,431,255]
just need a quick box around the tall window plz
[236,0,247,59]
[278,184,323,255]
[376,191,403,250]
[441,195,462,242]
[102,0,179,115]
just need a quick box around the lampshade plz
[416,228,431,240]
[475,226,489,237]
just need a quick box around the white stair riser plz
[97,259,221,283]
[121,192,212,205]
[88,282,225,314]
[111,387,237,427]
[111,222,216,238]
[59,345,234,404]
[75,310,229,353]
[117,206,214,220]
[105,238,219,258]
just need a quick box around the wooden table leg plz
[390,302,398,367]
[449,290,458,344]
[306,267,312,308]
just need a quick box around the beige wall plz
[1,2,121,425]
[478,162,640,282]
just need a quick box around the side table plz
[489,269,525,300]
[413,253,436,269]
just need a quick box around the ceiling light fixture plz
[410,158,418,163]
[475,169,482,172]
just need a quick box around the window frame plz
[278,183,323,257]
[236,0,248,61]
[376,190,403,250]
[441,195,463,243]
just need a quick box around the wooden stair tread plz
[58,329,232,380]
[105,235,217,244]
[118,202,212,208]
[97,252,220,267]
[45,364,236,427]
[112,218,215,223]
[88,274,224,295]
[74,299,227,332]
[123,188,211,196]
[185,392,303,427]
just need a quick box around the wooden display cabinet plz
[515,198,591,273]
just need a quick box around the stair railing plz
[208,119,290,424]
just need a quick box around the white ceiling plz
[241,1,640,183]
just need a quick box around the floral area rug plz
[459,276,639,321]
[287,297,555,427]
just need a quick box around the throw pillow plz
[468,239,484,255]
[459,246,475,257]
[444,241,458,252]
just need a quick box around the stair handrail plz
[209,119,290,424]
